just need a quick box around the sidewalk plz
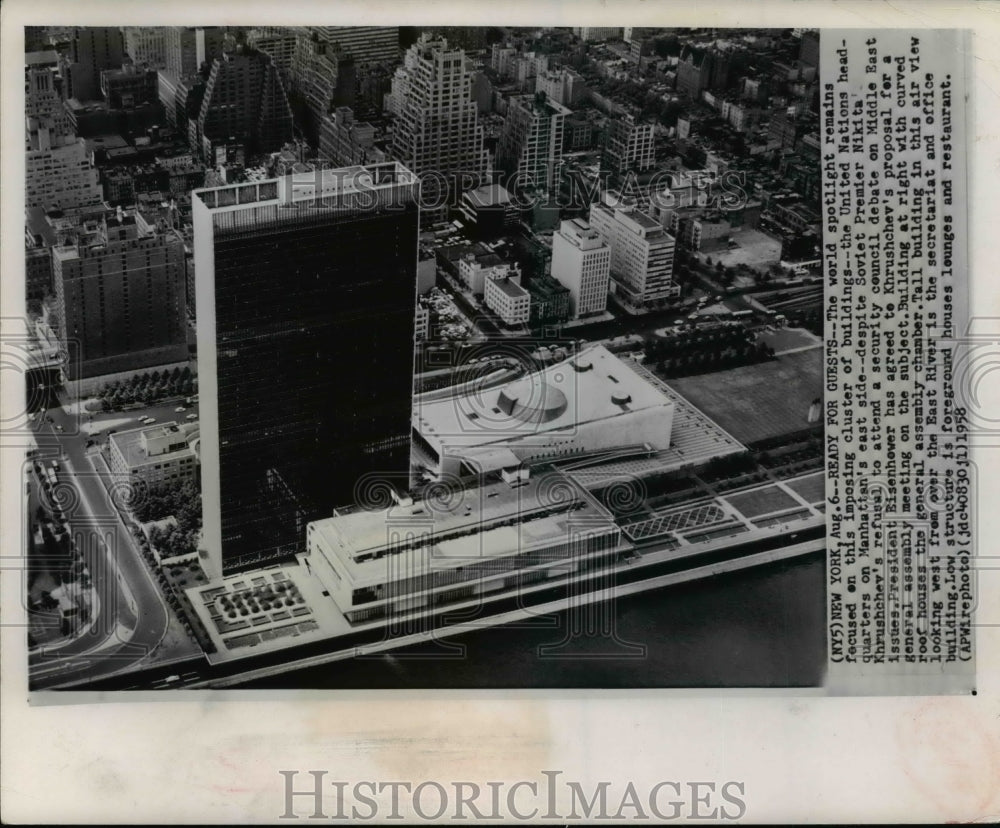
[563,311,616,328]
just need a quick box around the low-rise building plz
[458,184,520,240]
[303,469,626,623]
[484,272,531,327]
[458,254,519,295]
[108,420,199,488]
[412,343,675,478]
[526,274,572,325]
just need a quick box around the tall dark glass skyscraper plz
[193,163,419,576]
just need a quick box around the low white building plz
[484,272,530,326]
[458,256,523,296]
[108,420,199,487]
[303,470,626,623]
[411,344,675,478]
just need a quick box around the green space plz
[135,480,202,558]
[725,485,799,519]
[758,327,820,354]
[668,349,822,445]
[98,366,195,411]
[784,472,826,505]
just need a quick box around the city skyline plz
[21,24,828,691]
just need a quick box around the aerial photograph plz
[22,25,826,690]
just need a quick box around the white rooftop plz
[192,161,419,212]
[413,344,674,451]
[307,470,617,588]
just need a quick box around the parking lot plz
[70,397,200,445]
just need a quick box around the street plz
[28,396,197,689]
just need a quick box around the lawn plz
[668,348,823,444]
[725,485,800,519]
[784,472,827,505]
[758,327,821,355]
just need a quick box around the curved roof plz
[497,379,568,424]
[413,344,675,450]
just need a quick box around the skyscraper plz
[65,27,125,102]
[497,92,570,193]
[164,26,225,79]
[799,30,820,69]
[310,26,399,65]
[193,48,294,162]
[25,67,73,143]
[388,35,488,208]
[192,162,420,577]
[247,28,298,76]
[159,28,224,138]
[51,208,188,380]
[123,27,168,69]
[288,31,356,143]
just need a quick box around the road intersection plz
[28,398,192,689]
